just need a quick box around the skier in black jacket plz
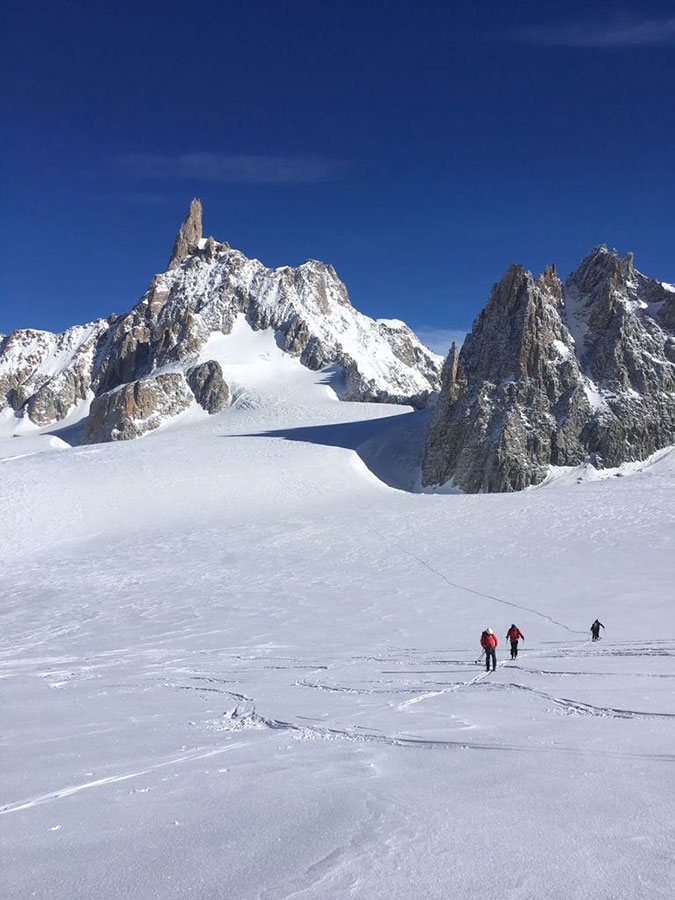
[590,619,605,641]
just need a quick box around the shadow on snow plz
[231,408,433,492]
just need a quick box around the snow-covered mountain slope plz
[0,200,441,444]
[1,386,674,900]
[423,247,675,492]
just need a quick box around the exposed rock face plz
[0,201,441,442]
[82,373,193,443]
[167,198,203,269]
[0,322,108,425]
[423,247,675,493]
[93,280,211,396]
[186,360,229,413]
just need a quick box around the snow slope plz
[1,360,674,900]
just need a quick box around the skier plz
[506,624,524,659]
[590,619,605,641]
[480,628,498,672]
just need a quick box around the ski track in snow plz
[3,639,673,824]
[0,741,251,816]
[3,640,675,900]
[172,639,675,750]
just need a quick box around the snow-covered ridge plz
[0,200,442,444]
[145,244,441,402]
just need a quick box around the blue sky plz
[2,1,674,352]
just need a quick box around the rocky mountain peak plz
[568,245,634,295]
[563,246,638,348]
[1,201,441,445]
[563,245,674,392]
[167,198,203,269]
[461,262,568,388]
[423,247,675,493]
[536,263,560,296]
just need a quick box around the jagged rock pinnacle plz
[167,198,203,269]
[422,247,675,493]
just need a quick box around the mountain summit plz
[0,203,442,443]
[167,197,204,269]
[422,247,675,492]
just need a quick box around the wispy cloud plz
[512,15,675,48]
[415,327,467,356]
[119,152,345,184]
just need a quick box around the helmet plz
[511,624,516,629]
[486,628,493,635]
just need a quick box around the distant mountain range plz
[1,202,673,491]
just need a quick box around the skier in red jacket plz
[506,624,524,659]
[480,628,498,671]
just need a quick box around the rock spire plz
[167,198,203,269]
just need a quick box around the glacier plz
[1,352,674,900]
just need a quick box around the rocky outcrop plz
[186,360,229,413]
[0,201,441,442]
[92,282,211,396]
[82,373,193,443]
[0,322,108,425]
[423,247,675,493]
[167,198,203,269]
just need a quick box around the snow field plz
[1,367,674,899]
